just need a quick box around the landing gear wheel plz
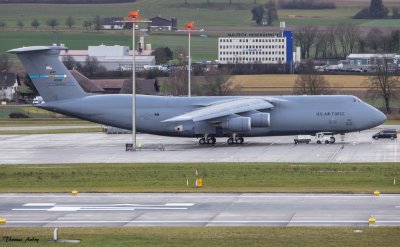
[206,137,216,144]
[199,138,205,144]
[227,138,234,145]
[236,137,244,144]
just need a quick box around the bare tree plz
[365,57,399,114]
[295,25,318,59]
[314,31,329,59]
[167,67,188,96]
[0,54,12,73]
[293,60,331,95]
[336,24,360,57]
[201,67,238,96]
[326,25,338,58]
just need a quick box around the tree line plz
[0,15,103,31]
[0,0,134,3]
[296,24,400,60]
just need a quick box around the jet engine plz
[223,117,251,132]
[250,112,270,128]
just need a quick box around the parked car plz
[372,129,397,140]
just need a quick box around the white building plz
[60,45,155,71]
[218,31,295,64]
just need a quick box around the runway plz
[0,193,399,227]
[0,125,398,164]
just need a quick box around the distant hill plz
[0,0,134,3]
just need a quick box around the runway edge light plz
[373,190,380,196]
[71,190,78,196]
[0,218,6,224]
[369,217,376,225]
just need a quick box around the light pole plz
[121,10,150,151]
[177,22,203,97]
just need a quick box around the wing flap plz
[163,98,274,122]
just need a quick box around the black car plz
[372,129,397,140]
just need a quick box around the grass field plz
[0,0,399,59]
[232,74,370,90]
[0,163,399,193]
[0,30,217,62]
[0,227,400,247]
[0,227,399,247]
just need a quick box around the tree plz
[336,24,360,57]
[392,7,400,19]
[366,58,399,114]
[65,16,75,29]
[167,67,187,96]
[295,25,318,59]
[369,0,388,19]
[293,60,331,95]
[83,56,105,77]
[83,20,92,30]
[265,0,278,25]
[353,0,388,19]
[94,15,101,31]
[31,19,40,30]
[0,54,12,73]
[46,18,59,30]
[201,67,237,96]
[152,47,173,64]
[17,20,24,30]
[251,5,264,25]
[62,55,80,70]
[173,47,187,66]
[0,21,5,31]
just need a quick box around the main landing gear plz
[227,136,244,145]
[199,136,216,145]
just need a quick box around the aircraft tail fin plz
[8,46,88,102]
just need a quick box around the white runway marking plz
[4,220,390,224]
[23,203,56,206]
[1,194,399,198]
[12,203,195,212]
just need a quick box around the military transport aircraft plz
[9,46,386,145]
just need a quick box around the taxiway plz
[0,126,397,164]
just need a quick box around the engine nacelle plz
[224,117,251,132]
[250,112,270,128]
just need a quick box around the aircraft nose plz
[375,109,387,126]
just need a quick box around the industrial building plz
[60,43,155,71]
[218,31,300,65]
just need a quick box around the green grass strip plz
[0,128,102,135]
[0,227,399,247]
[0,163,399,193]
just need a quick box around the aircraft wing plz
[162,98,274,122]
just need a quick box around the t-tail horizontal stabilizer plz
[8,46,87,102]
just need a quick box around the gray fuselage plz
[38,94,386,138]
